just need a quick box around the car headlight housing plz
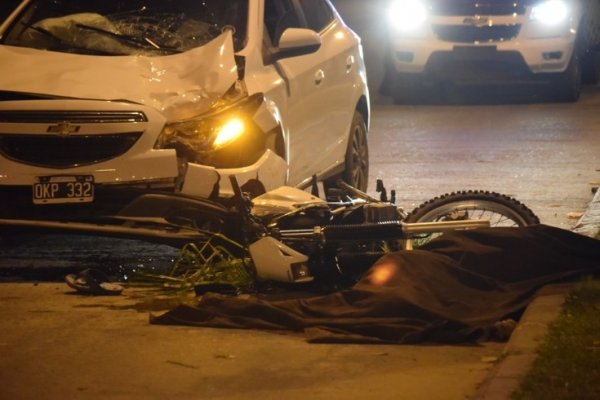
[156,93,268,168]
[388,0,428,33]
[530,0,570,25]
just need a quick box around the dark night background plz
[1,1,20,20]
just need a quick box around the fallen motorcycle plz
[0,176,540,291]
[232,177,539,289]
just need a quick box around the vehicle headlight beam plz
[388,0,428,32]
[530,0,570,25]
[213,118,245,149]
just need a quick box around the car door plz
[263,0,337,186]
[296,0,359,177]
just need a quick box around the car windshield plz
[1,0,248,56]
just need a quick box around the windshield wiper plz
[22,23,64,44]
[75,23,181,54]
[20,22,120,55]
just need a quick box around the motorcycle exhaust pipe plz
[278,220,490,243]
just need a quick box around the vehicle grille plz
[0,110,147,123]
[0,110,147,168]
[433,24,521,43]
[0,132,143,168]
[429,0,527,16]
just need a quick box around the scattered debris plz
[137,235,254,293]
[166,360,199,369]
[481,356,499,363]
[65,268,123,295]
[214,354,236,360]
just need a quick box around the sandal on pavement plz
[65,268,123,296]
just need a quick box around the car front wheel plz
[323,111,369,193]
[343,111,369,191]
[553,50,582,102]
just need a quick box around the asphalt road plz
[367,88,600,231]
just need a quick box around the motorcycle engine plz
[362,203,401,224]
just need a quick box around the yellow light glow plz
[213,118,245,148]
[369,262,397,286]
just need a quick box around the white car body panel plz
[0,31,238,121]
[181,149,287,198]
[245,22,369,187]
[278,21,366,185]
[251,185,326,217]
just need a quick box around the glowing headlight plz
[157,93,264,156]
[388,0,428,32]
[159,115,248,152]
[213,118,245,149]
[530,0,570,25]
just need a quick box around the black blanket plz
[151,225,600,344]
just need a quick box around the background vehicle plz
[383,0,600,103]
[0,0,370,227]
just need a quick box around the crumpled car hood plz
[0,31,238,120]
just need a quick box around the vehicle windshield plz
[1,0,248,56]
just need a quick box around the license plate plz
[33,175,95,205]
[452,46,497,60]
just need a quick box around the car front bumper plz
[387,13,579,83]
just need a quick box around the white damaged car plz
[0,0,369,229]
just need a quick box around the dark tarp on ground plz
[150,225,600,344]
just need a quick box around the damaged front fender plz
[163,92,288,199]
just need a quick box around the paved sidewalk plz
[0,283,505,400]
[475,188,600,400]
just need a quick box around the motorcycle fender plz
[249,237,313,283]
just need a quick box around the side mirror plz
[270,28,321,62]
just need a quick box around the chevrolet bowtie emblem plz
[47,122,81,136]
[463,16,492,27]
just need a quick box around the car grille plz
[0,110,147,168]
[433,24,521,43]
[0,110,147,123]
[0,132,143,168]
[429,0,527,16]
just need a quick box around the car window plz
[1,0,249,55]
[298,0,334,32]
[264,0,302,46]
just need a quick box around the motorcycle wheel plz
[404,190,540,247]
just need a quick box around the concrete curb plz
[573,188,600,238]
[475,188,600,399]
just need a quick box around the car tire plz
[581,48,600,84]
[390,73,425,104]
[324,111,369,192]
[553,51,582,102]
[380,57,424,104]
